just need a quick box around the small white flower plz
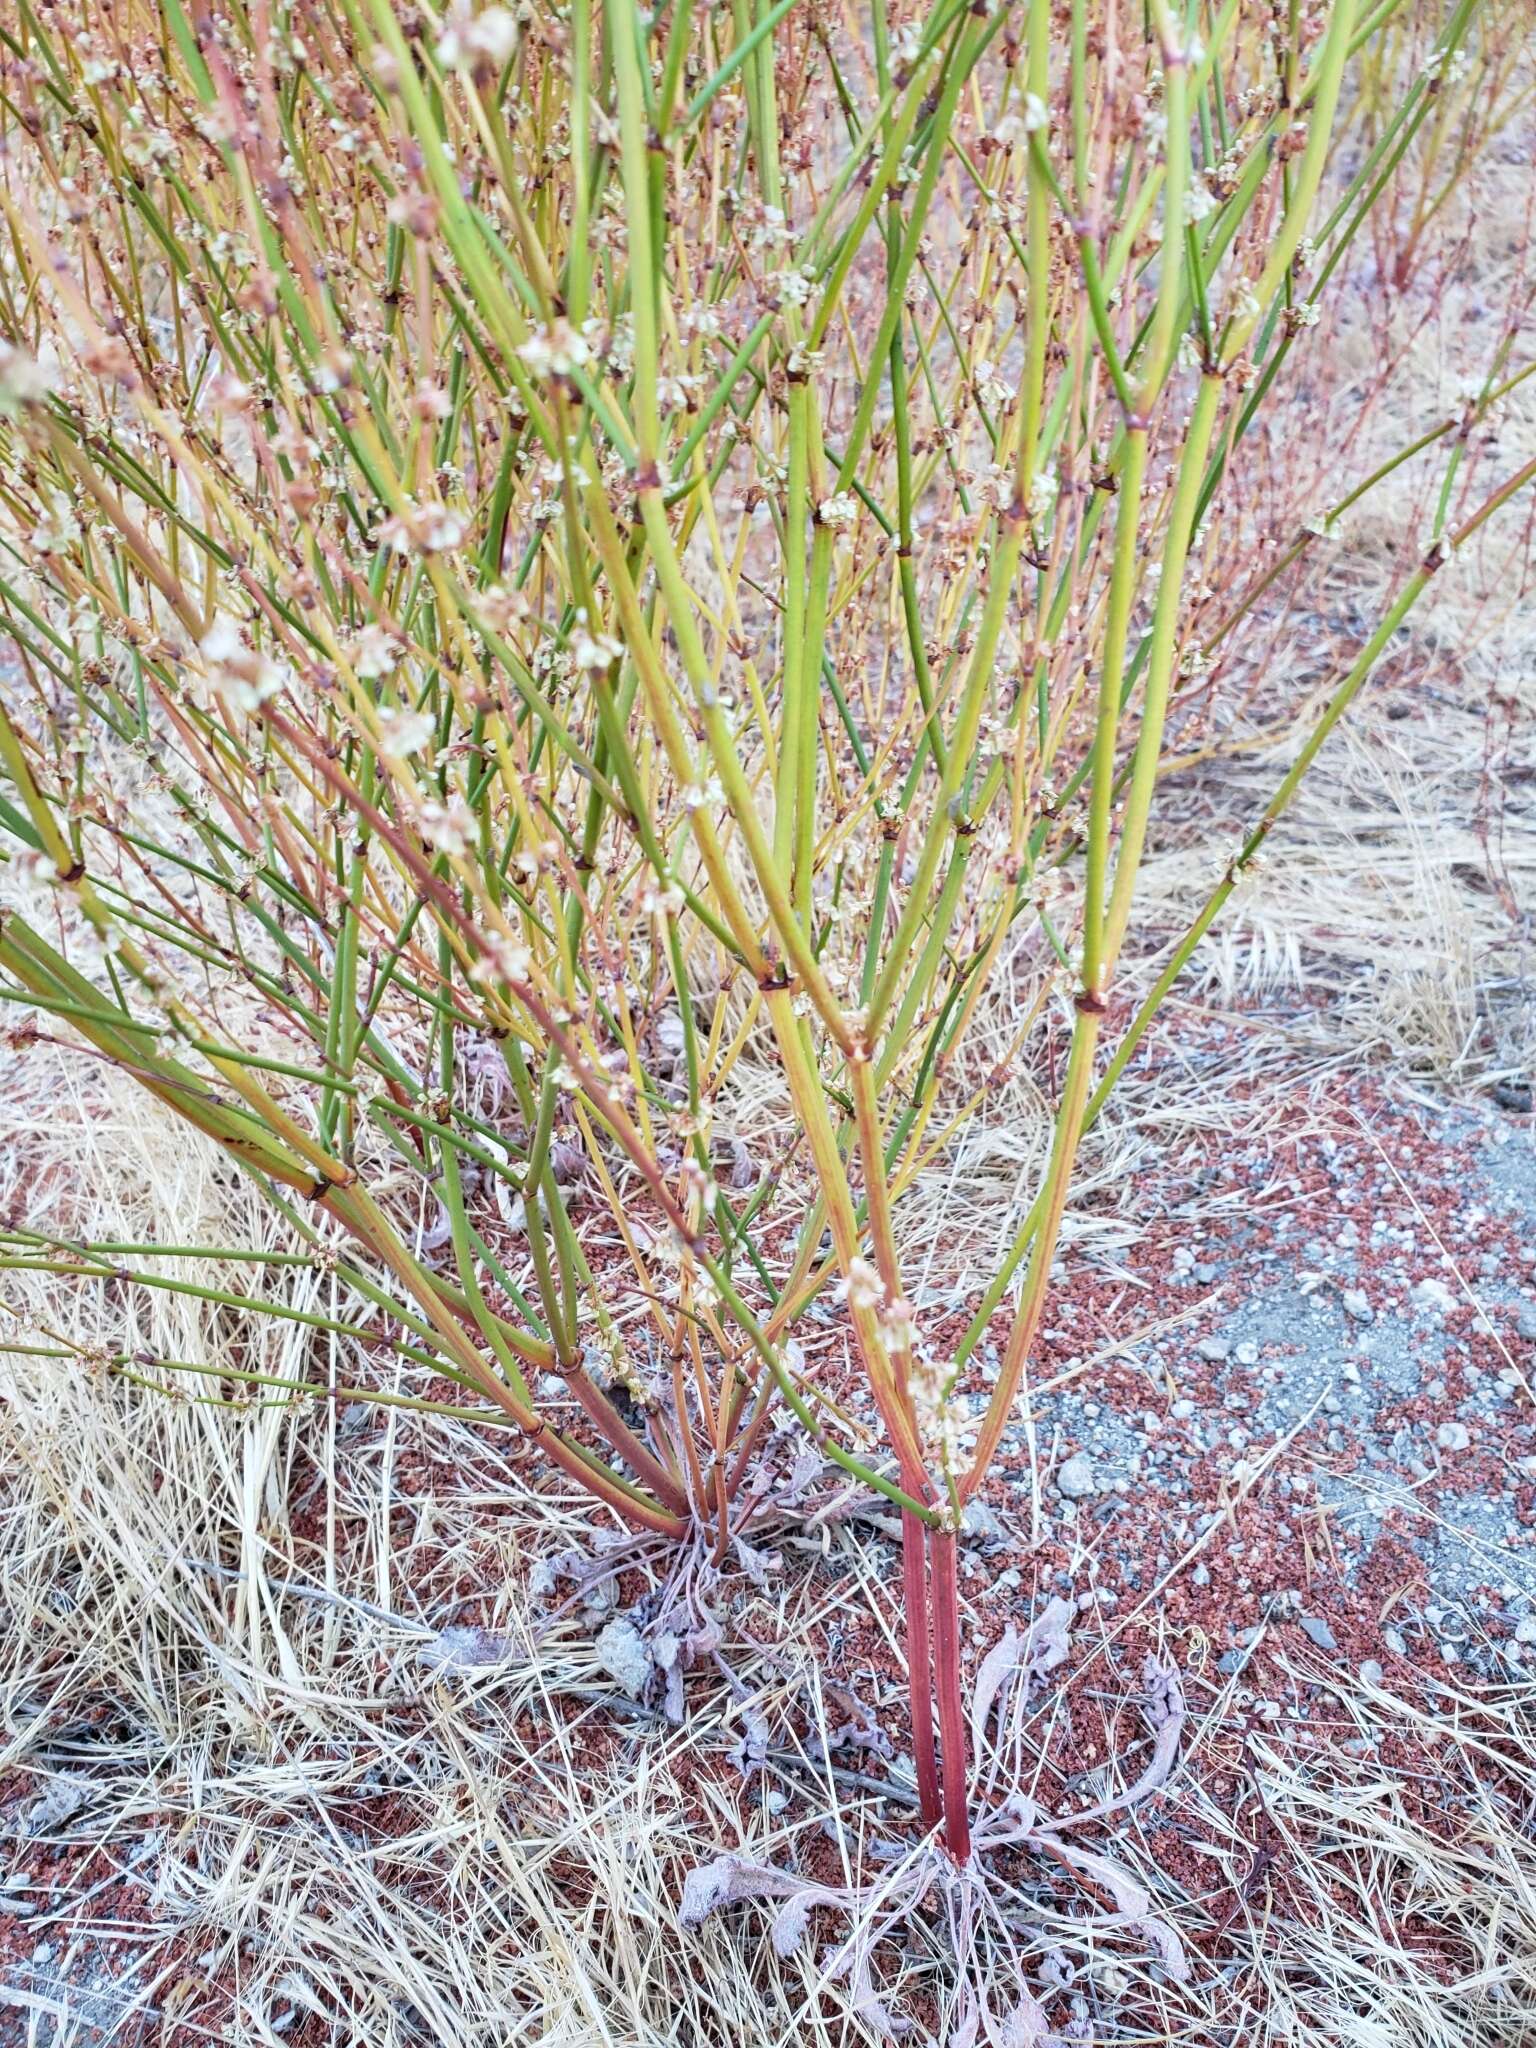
[1183,181,1216,225]
[200,617,287,712]
[840,1256,884,1316]
[751,205,793,251]
[376,705,436,759]
[471,930,533,985]
[1028,469,1058,523]
[973,359,1012,408]
[436,3,519,69]
[518,320,593,380]
[418,798,475,857]
[877,1294,917,1349]
[31,496,80,553]
[475,584,530,634]
[570,626,623,671]
[350,623,400,677]
[309,348,354,394]
[0,343,54,412]
[380,502,468,555]
[818,492,858,528]
[771,267,814,308]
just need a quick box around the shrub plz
[0,0,1529,1862]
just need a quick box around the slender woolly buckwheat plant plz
[0,0,1530,1877]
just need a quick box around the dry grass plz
[3,1091,1535,2045]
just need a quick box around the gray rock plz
[1343,1289,1374,1323]
[1358,1658,1385,1686]
[1297,1612,1339,1653]
[1436,1421,1471,1452]
[1055,1454,1098,1500]
[1196,1336,1232,1362]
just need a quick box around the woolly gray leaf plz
[971,1626,1022,1750]
[593,1617,655,1700]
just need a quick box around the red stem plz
[929,1526,972,1862]
[901,1509,942,1834]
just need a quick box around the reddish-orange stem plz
[901,1509,941,1834]
[930,1527,972,1862]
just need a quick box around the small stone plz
[1055,1454,1097,1501]
[1358,1658,1384,1686]
[1343,1289,1373,1323]
[1384,1627,1408,1657]
[1170,1399,1196,1421]
[1412,1277,1457,1315]
[1513,1617,1536,1645]
[32,1942,52,1966]
[1234,1340,1260,1366]
[1436,1421,1471,1452]
[1297,1613,1338,1653]
[1196,1336,1231,1362]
